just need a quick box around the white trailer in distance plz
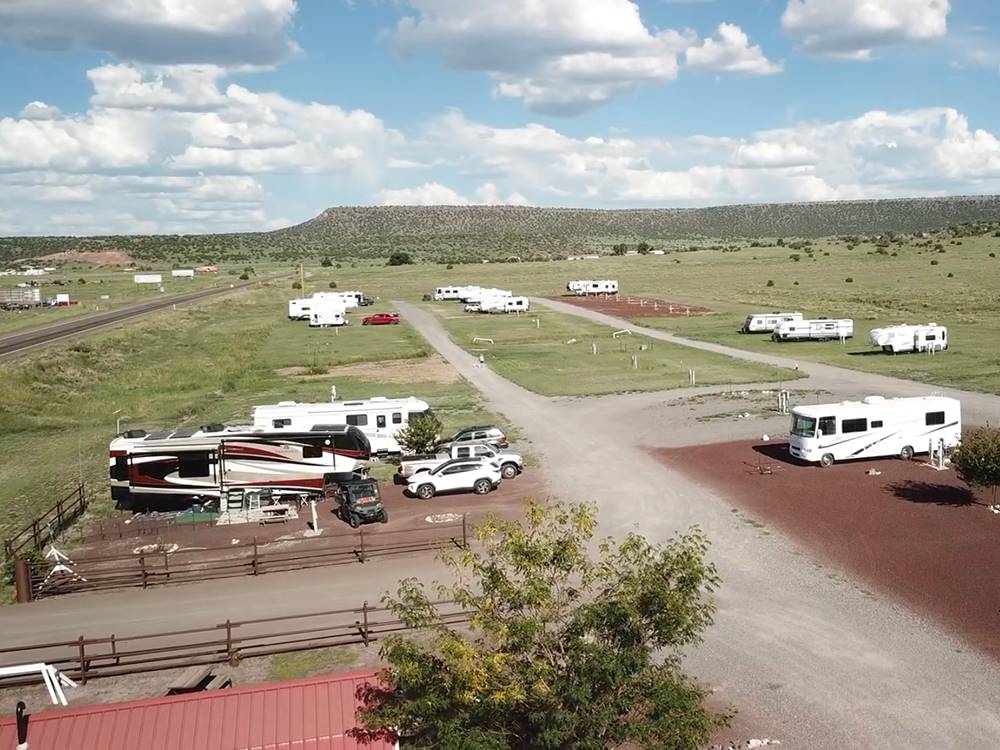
[253,395,433,455]
[868,323,948,354]
[740,312,803,334]
[433,286,463,300]
[567,280,619,295]
[788,395,961,467]
[308,308,348,327]
[772,319,854,342]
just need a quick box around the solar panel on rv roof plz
[144,431,172,440]
[169,429,197,438]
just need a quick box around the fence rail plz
[27,520,468,599]
[3,483,87,561]
[0,600,469,687]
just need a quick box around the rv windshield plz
[790,414,816,438]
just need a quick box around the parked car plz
[328,478,388,527]
[405,458,502,500]
[362,312,400,326]
[436,425,509,450]
[397,442,523,481]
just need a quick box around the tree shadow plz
[888,480,981,507]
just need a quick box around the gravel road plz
[397,300,1000,749]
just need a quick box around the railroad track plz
[0,279,267,361]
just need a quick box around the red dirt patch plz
[550,294,712,317]
[653,441,1000,659]
[35,250,136,266]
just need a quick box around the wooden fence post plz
[14,560,33,603]
[111,634,119,665]
[78,637,88,684]
[359,528,366,563]
[163,550,170,580]
[31,520,40,551]
[462,514,468,548]
[362,601,370,647]
[139,555,147,589]
[252,538,259,576]
[224,620,235,665]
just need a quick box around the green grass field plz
[427,304,799,396]
[304,230,1000,394]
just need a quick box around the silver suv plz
[437,425,509,449]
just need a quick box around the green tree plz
[328,281,338,288]
[388,251,414,266]
[351,501,725,749]
[610,243,627,256]
[320,257,333,267]
[393,413,443,454]
[952,426,1000,503]
[291,281,302,290]
[636,241,651,255]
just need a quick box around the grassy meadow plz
[426,303,799,397]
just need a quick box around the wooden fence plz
[0,600,469,686]
[3,483,87,561]
[26,519,468,599]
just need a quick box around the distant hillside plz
[3,195,1000,263]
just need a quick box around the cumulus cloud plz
[378,180,532,206]
[0,0,298,66]
[685,23,782,75]
[419,107,1000,206]
[782,0,950,59]
[391,0,774,114]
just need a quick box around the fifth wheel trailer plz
[868,324,948,353]
[788,395,961,467]
[772,319,853,342]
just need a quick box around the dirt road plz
[397,300,1000,749]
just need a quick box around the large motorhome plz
[253,396,433,455]
[740,312,804,334]
[109,425,370,511]
[567,280,618,295]
[772,319,854,342]
[868,323,947,354]
[788,395,961,467]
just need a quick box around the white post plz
[310,499,319,532]
[535,318,540,329]
[592,342,597,355]
[631,355,638,369]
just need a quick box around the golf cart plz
[329,477,388,527]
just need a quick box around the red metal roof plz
[0,669,394,750]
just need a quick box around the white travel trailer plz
[457,286,484,302]
[868,323,948,354]
[253,395,433,455]
[433,286,462,301]
[288,297,311,320]
[133,274,162,284]
[312,291,359,309]
[171,269,195,278]
[772,318,854,342]
[567,280,619,295]
[788,395,961,467]
[502,296,530,313]
[309,307,348,327]
[740,311,803,334]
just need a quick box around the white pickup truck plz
[396,442,523,481]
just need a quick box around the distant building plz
[171,269,195,278]
[133,274,163,284]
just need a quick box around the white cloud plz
[391,0,777,113]
[0,0,297,66]
[782,0,950,59]
[685,23,782,75]
[378,180,533,206]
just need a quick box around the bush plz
[793,281,799,286]
[845,277,853,283]
[328,281,338,288]
[292,281,302,289]
[446,263,454,270]
[947,272,954,278]
[238,272,250,280]
[789,254,801,262]
[766,280,774,287]
[387,251,414,266]
[395,413,443,453]
[990,253,996,258]
[952,426,1000,503]
[320,258,333,267]
[78,278,86,284]
[930,260,939,266]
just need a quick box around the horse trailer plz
[788,395,961,467]
[772,319,854,342]
[868,324,948,354]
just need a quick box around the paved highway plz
[0,280,264,361]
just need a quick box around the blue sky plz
[0,0,998,235]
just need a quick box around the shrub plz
[320,258,333,267]
[766,280,774,287]
[947,272,954,278]
[446,263,454,270]
[387,251,413,266]
[395,413,443,453]
[789,254,801,262]
[793,281,799,286]
[292,281,302,289]
[930,260,939,266]
[238,272,250,280]
[328,281,338,288]
[823,252,830,256]
[991,253,997,258]
[845,277,854,283]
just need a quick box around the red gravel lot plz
[652,441,1000,659]
[550,294,712,318]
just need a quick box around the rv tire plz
[900,445,914,461]
[819,453,835,468]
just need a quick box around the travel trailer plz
[253,396,433,455]
[288,297,311,319]
[171,269,195,278]
[788,395,961,467]
[463,288,512,305]
[772,319,854,342]
[133,274,162,284]
[868,324,948,354]
[567,280,619,295]
[433,286,463,301]
[108,424,370,511]
[309,308,348,327]
[740,312,804,334]
[502,296,530,313]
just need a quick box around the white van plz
[741,312,804,334]
[868,324,947,354]
[772,319,853,342]
[788,395,961,467]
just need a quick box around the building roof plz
[0,670,394,750]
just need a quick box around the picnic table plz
[166,665,211,695]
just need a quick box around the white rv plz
[567,280,618,296]
[740,312,804,334]
[772,319,854,342]
[503,296,530,313]
[309,308,347,327]
[288,297,311,320]
[253,395,433,455]
[868,324,948,354]
[434,286,462,301]
[788,395,961,467]
[457,286,484,302]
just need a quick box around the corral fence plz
[0,600,469,687]
[82,512,220,544]
[20,518,468,601]
[2,483,87,562]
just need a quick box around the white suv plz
[406,458,502,500]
